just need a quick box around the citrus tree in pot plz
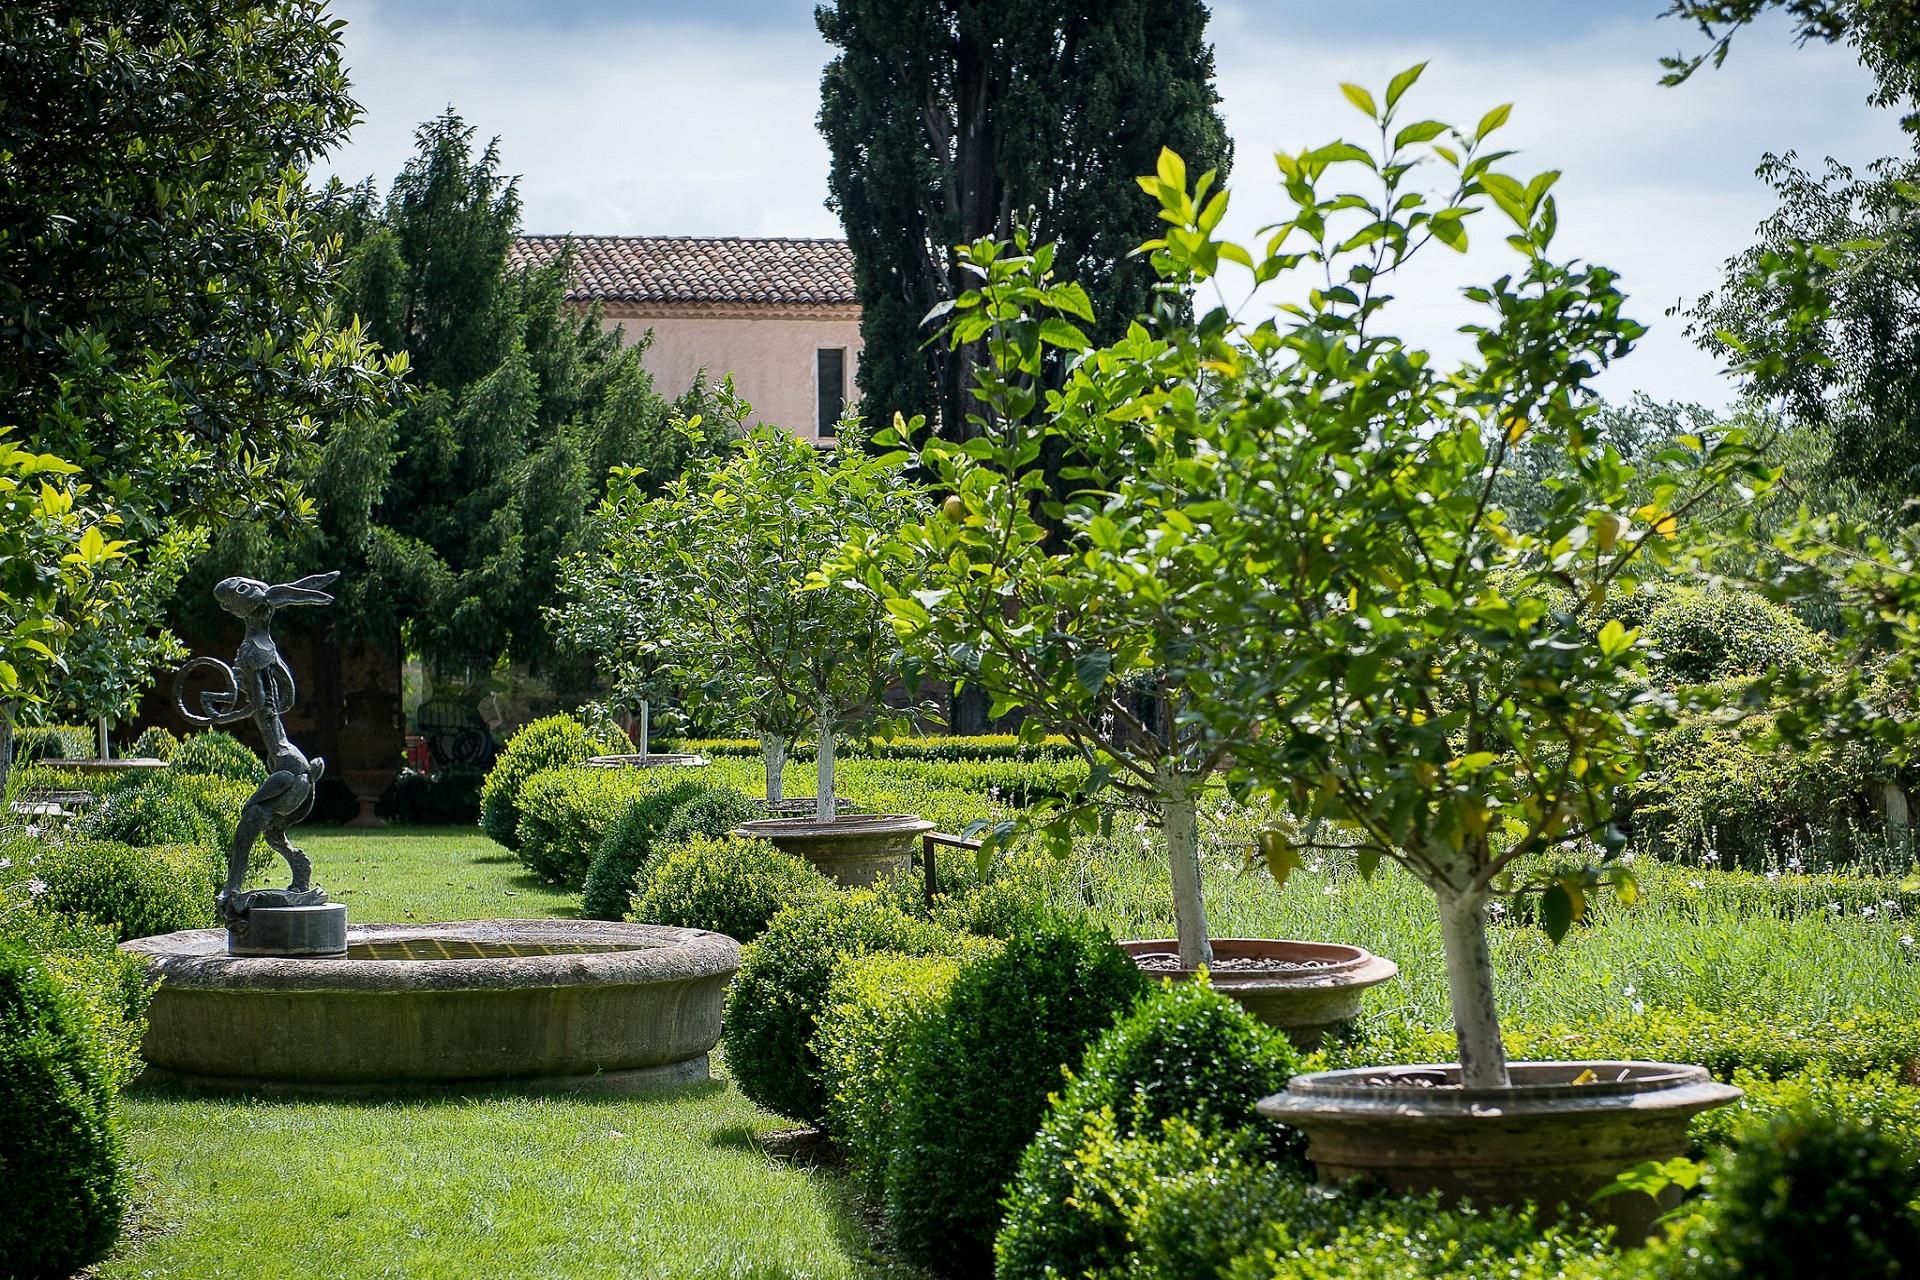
[574,426,932,883]
[838,227,1399,1050]
[1104,70,1760,1233]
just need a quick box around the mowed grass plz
[103,825,897,1280]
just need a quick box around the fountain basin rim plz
[121,919,740,993]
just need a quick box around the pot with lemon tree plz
[875,69,1754,1235]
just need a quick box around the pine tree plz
[816,0,1232,437]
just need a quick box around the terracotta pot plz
[1259,1061,1741,1240]
[733,814,934,887]
[1120,938,1397,1050]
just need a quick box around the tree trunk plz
[97,714,111,761]
[1437,888,1510,1088]
[1879,779,1911,854]
[0,700,13,798]
[815,697,836,822]
[1159,767,1213,970]
[637,700,649,758]
[762,734,787,806]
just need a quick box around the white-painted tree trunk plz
[1437,888,1510,1088]
[1159,767,1213,970]
[1879,780,1911,854]
[636,701,649,758]
[0,701,14,798]
[815,697,836,822]
[97,715,111,761]
[762,734,787,805]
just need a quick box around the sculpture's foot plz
[220,885,331,917]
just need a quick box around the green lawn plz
[103,826,897,1280]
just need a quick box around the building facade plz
[510,234,861,443]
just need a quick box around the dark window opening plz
[817,347,847,436]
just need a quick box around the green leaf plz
[1257,829,1303,890]
[1385,62,1427,109]
[1073,651,1113,696]
[1475,103,1512,139]
[1541,884,1574,943]
[1392,120,1447,149]
[1340,82,1378,119]
[1038,317,1090,352]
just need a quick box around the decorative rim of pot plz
[1260,1061,1742,1119]
[735,813,935,839]
[1120,938,1398,991]
[584,753,710,768]
[40,757,169,771]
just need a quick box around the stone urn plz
[733,813,933,888]
[341,767,396,828]
[1258,1061,1741,1240]
[1120,938,1397,1050]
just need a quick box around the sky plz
[314,0,1913,409]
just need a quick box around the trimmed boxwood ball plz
[630,834,829,942]
[882,913,1148,1274]
[75,780,218,850]
[721,892,966,1123]
[995,979,1306,1280]
[816,952,965,1199]
[1705,1102,1920,1278]
[0,943,130,1279]
[169,729,266,783]
[478,714,626,849]
[578,780,712,920]
[31,840,214,942]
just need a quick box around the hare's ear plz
[266,570,340,608]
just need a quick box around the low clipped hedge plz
[27,840,213,942]
[11,722,91,763]
[632,834,830,941]
[676,734,1080,763]
[996,980,1305,1279]
[579,779,713,920]
[883,914,1148,1273]
[1691,1063,1920,1158]
[0,942,130,1279]
[478,714,629,849]
[513,766,692,888]
[170,729,266,783]
[721,892,971,1123]
[75,770,253,851]
[817,952,965,1199]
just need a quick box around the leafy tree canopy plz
[1660,1,1920,130]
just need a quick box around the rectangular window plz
[816,347,847,437]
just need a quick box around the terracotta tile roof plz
[509,234,857,307]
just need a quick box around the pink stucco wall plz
[597,304,863,443]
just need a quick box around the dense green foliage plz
[883,914,1147,1272]
[720,892,967,1122]
[996,981,1305,1278]
[630,834,830,941]
[169,731,266,784]
[28,840,211,942]
[0,942,129,1279]
[477,714,627,849]
[816,0,1231,437]
[674,734,1079,763]
[579,779,712,921]
[10,723,89,763]
[815,952,965,1199]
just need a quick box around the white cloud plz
[317,1,1911,406]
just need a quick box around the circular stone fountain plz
[122,919,739,1094]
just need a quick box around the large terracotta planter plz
[1259,1061,1741,1239]
[734,813,933,887]
[1120,938,1397,1050]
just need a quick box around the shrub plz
[512,766,688,888]
[655,784,762,848]
[0,894,151,1090]
[1639,585,1824,684]
[1700,1103,1920,1279]
[578,780,715,921]
[478,714,627,849]
[129,725,178,760]
[720,892,968,1123]
[996,979,1304,1279]
[76,779,219,849]
[11,723,90,763]
[630,834,829,942]
[170,730,265,783]
[30,840,212,941]
[884,913,1148,1273]
[0,943,129,1278]
[816,952,964,1199]
[1691,1064,1920,1158]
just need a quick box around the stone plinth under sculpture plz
[124,920,739,1093]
